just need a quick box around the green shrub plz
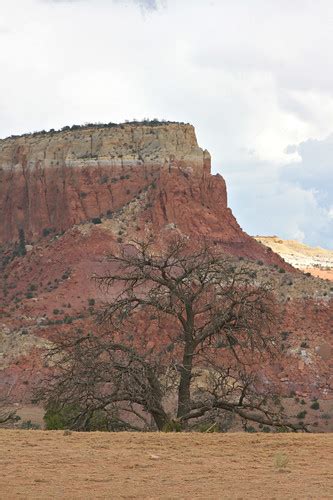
[44,402,80,430]
[20,420,40,430]
[162,421,182,432]
[245,425,256,433]
[310,401,320,410]
[280,331,290,340]
[297,410,307,419]
[16,228,27,256]
[44,402,110,431]
[320,413,331,420]
[42,228,53,237]
[261,426,271,433]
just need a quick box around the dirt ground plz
[0,431,332,499]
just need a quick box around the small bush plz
[99,175,109,184]
[297,410,307,419]
[20,420,40,430]
[162,421,182,432]
[42,227,53,237]
[244,425,256,433]
[44,402,80,430]
[44,402,110,431]
[91,217,102,225]
[281,331,290,340]
[261,426,271,433]
[62,270,71,280]
[274,453,289,471]
[310,401,320,410]
[88,298,95,307]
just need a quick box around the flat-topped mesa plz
[0,123,210,174]
[0,123,212,243]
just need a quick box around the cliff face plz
[0,123,211,244]
[0,122,332,408]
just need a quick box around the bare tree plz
[38,238,306,432]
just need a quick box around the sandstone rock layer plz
[0,124,210,243]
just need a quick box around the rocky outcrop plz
[0,123,210,244]
[256,237,333,280]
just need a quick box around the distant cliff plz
[0,123,211,243]
[255,236,333,280]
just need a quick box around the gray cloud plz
[283,135,333,206]
[133,0,159,9]
[48,0,160,8]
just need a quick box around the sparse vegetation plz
[4,119,188,141]
[14,228,26,257]
[310,401,320,410]
[274,452,289,471]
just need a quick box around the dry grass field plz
[0,431,332,499]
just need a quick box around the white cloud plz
[0,0,332,248]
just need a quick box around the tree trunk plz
[177,345,194,418]
[151,408,169,431]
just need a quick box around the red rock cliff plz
[0,123,210,243]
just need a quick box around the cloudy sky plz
[1,0,333,248]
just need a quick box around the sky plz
[1,0,333,249]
